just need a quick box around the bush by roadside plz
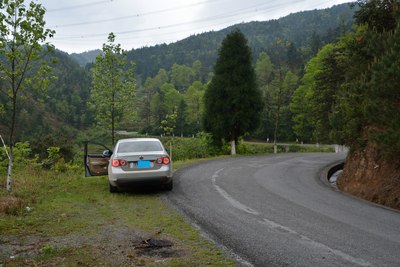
[160,133,335,162]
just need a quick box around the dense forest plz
[1,3,356,153]
[127,3,354,80]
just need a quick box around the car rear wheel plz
[109,182,118,193]
[164,180,173,191]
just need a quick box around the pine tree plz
[203,30,263,154]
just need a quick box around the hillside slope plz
[127,3,354,79]
[69,3,355,78]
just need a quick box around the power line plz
[47,0,116,12]
[53,0,307,40]
[49,0,344,52]
[49,0,222,28]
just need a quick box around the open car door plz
[84,142,112,177]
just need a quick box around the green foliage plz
[330,1,400,153]
[90,33,136,145]
[365,23,400,156]
[0,142,34,172]
[40,146,61,170]
[204,29,263,145]
[41,244,56,255]
[237,142,334,154]
[353,0,398,32]
[184,81,205,133]
[255,52,273,86]
[164,133,219,161]
[69,49,102,66]
[0,0,55,192]
[170,63,195,92]
[0,0,55,146]
[46,51,93,130]
[137,63,207,136]
[236,142,274,155]
[160,111,178,136]
[0,141,80,173]
[291,0,400,159]
[256,47,299,142]
[290,44,337,142]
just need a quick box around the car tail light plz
[156,156,170,165]
[112,159,127,167]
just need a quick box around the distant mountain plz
[70,49,102,66]
[69,3,355,79]
[127,3,355,79]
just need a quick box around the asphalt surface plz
[166,153,400,266]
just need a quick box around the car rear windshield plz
[117,141,163,153]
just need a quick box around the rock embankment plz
[338,144,400,210]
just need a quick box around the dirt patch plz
[133,238,184,259]
[337,143,400,210]
[1,225,184,266]
[0,234,46,260]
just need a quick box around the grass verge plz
[0,164,235,266]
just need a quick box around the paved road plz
[166,153,400,266]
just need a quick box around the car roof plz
[117,138,162,143]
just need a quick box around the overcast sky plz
[38,0,351,54]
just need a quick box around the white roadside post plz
[170,141,173,174]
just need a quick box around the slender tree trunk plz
[7,148,13,193]
[273,68,283,154]
[111,78,116,145]
[111,101,115,145]
[8,96,17,191]
[1,135,12,193]
[7,90,16,194]
[7,22,17,192]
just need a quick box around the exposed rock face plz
[338,144,400,210]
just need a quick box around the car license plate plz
[137,160,151,168]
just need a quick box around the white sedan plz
[84,138,173,193]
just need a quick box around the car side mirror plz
[102,149,112,158]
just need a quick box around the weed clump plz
[0,196,25,215]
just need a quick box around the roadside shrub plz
[40,146,80,173]
[162,132,221,161]
[289,144,335,153]
[237,142,274,154]
[0,142,36,173]
[40,146,62,170]
[0,143,80,173]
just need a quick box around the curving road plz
[166,153,400,266]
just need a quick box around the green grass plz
[240,141,335,154]
[0,166,235,266]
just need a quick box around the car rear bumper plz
[109,166,172,187]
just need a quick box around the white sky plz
[38,0,351,54]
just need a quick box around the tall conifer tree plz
[203,30,263,154]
